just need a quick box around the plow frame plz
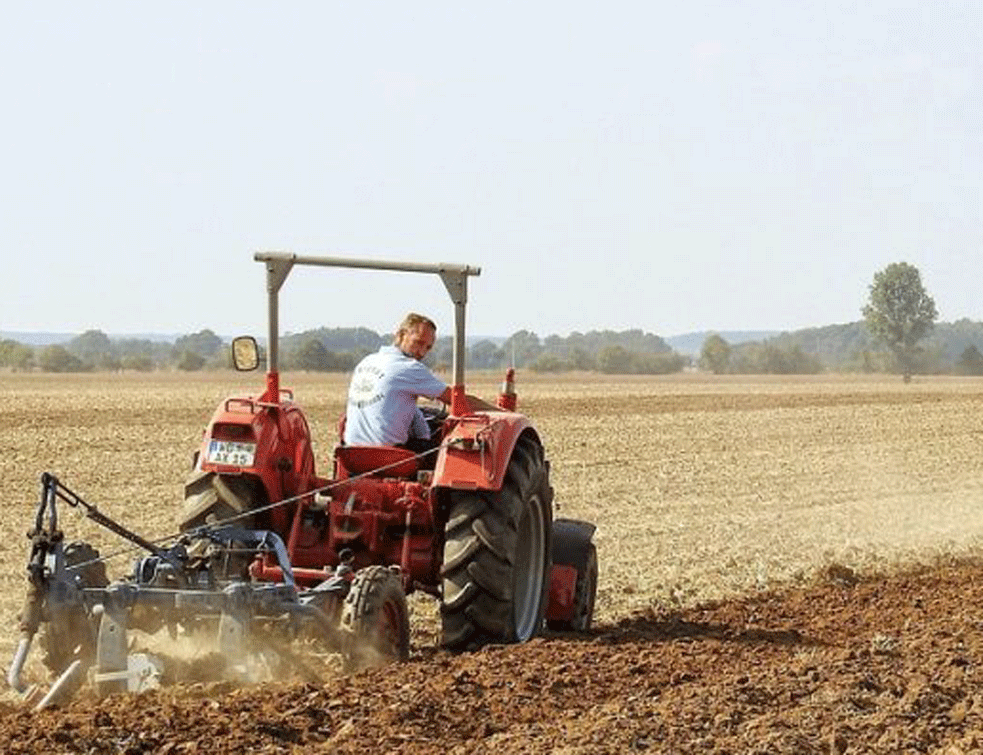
[10,474,341,706]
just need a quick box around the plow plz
[10,472,404,708]
[7,253,598,707]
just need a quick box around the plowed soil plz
[3,372,983,753]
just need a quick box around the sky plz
[1,1,979,340]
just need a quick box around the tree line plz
[0,326,688,375]
[699,262,983,378]
[0,329,228,373]
[4,263,983,377]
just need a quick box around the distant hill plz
[665,331,780,356]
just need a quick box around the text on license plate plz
[207,440,257,467]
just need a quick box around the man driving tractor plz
[344,313,451,448]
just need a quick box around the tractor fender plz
[552,518,597,571]
[433,412,538,491]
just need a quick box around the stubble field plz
[3,371,983,752]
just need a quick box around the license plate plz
[206,440,257,467]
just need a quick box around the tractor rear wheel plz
[339,566,409,670]
[440,436,553,649]
[40,541,109,677]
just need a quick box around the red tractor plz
[9,253,597,705]
[180,253,598,658]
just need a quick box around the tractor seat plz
[335,445,418,479]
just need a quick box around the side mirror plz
[231,336,260,371]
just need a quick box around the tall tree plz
[862,262,938,382]
[699,334,731,374]
[957,344,983,376]
[37,345,85,373]
[501,330,542,367]
[67,329,113,364]
[469,340,504,370]
[294,338,331,371]
[176,350,206,371]
[597,345,633,374]
[0,339,34,371]
[173,329,223,358]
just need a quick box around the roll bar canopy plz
[254,252,481,415]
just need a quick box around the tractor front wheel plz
[440,436,553,649]
[339,566,410,670]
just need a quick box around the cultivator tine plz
[217,611,248,665]
[92,601,129,696]
[34,661,83,711]
[217,583,252,675]
[7,636,33,694]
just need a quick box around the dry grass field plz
[4,370,983,752]
[3,370,983,659]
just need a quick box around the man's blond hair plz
[394,313,437,344]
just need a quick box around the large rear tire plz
[339,566,410,670]
[40,541,109,678]
[440,436,553,649]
